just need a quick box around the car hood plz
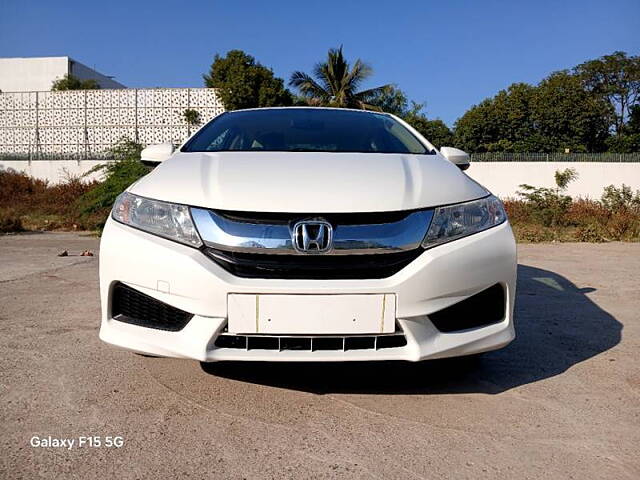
[129,151,489,212]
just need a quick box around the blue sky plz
[1,0,638,125]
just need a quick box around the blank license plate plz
[227,294,396,334]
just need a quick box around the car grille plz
[111,282,193,331]
[214,333,408,351]
[193,208,431,280]
[204,248,423,279]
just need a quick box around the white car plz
[99,107,516,362]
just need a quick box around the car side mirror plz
[141,143,174,167]
[440,147,470,171]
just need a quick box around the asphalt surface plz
[1,232,638,479]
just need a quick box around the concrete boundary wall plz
[2,159,639,199]
[0,159,108,182]
[466,162,640,199]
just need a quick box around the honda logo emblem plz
[292,220,333,253]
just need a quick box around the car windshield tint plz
[182,108,430,154]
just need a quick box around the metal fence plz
[470,152,640,162]
[0,88,225,160]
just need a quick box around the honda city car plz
[99,107,516,362]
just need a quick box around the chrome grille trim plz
[191,208,433,255]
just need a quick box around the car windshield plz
[182,108,431,154]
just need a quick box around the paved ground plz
[1,232,638,479]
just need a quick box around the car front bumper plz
[99,218,517,362]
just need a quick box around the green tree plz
[454,74,610,153]
[605,132,640,152]
[289,46,390,109]
[626,104,640,134]
[604,100,640,152]
[403,112,453,149]
[367,85,454,148]
[51,74,100,91]
[453,52,640,153]
[454,83,537,152]
[203,50,292,110]
[574,51,640,134]
[531,71,610,152]
[373,85,411,116]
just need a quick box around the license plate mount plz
[227,294,396,335]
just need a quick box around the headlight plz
[422,195,506,248]
[112,192,202,247]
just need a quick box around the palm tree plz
[289,46,390,109]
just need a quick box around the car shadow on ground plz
[201,264,622,394]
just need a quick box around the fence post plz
[28,93,33,164]
[134,89,139,143]
[33,91,40,162]
[82,90,88,163]
[186,88,191,137]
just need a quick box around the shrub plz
[511,223,557,243]
[566,199,607,227]
[601,184,640,212]
[0,208,24,233]
[108,137,144,161]
[0,169,98,231]
[76,138,150,229]
[505,174,640,243]
[502,199,532,224]
[0,169,48,206]
[606,211,640,240]
[516,185,573,227]
[516,168,577,227]
[183,109,201,126]
[575,223,608,243]
[77,160,149,215]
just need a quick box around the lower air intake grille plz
[429,283,506,332]
[214,333,407,351]
[111,282,193,332]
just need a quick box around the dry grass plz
[0,169,103,232]
[504,198,640,243]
